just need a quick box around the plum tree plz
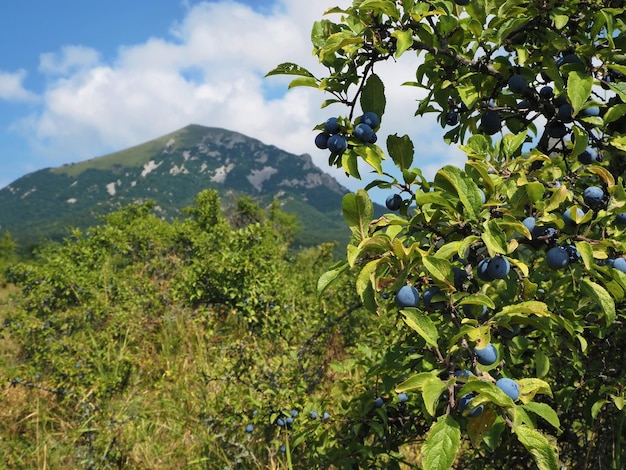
[269,0,626,467]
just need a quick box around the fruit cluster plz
[314,112,380,156]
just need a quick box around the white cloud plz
[0,69,37,102]
[15,0,466,194]
[39,45,101,75]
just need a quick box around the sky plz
[0,0,465,196]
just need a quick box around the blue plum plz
[496,377,520,401]
[546,246,569,269]
[396,285,419,308]
[474,343,497,365]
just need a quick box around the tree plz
[0,231,16,261]
[269,1,626,468]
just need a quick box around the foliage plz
[268,0,626,468]
[0,191,371,468]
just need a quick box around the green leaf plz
[603,103,626,125]
[591,399,608,419]
[342,190,373,241]
[459,294,496,309]
[467,407,498,447]
[288,76,319,89]
[342,150,361,179]
[358,0,400,19]
[422,415,461,470]
[396,371,439,392]
[356,259,380,300]
[392,29,413,58]
[609,82,626,102]
[401,309,439,348]
[545,182,568,212]
[552,14,569,29]
[517,378,553,404]
[610,135,626,152]
[522,402,561,432]
[495,301,550,318]
[317,260,349,297]
[265,62,315,78]
[360,74,386,119]
[387,134,414,170]
[321,31,363,62]
[526,181,545,204]
[580,279,616,326]
[575,241,594,270]
[482,220,509,255]
[567,71,593,114]
[459,381,516,409]
[434,165,482,221]
[353,144,385,174]
[422,256,454,288]
[570,126,589,160]
[514,426,559,470]
[501,131,527,159]
[534,350,550,378]
[422,377,448,417]
[457,83,480,110]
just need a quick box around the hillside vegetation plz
[0,191,386,468]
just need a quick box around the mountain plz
[0,124,361,251]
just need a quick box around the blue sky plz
[0,0,462,193]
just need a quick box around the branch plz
[412,40,505,80]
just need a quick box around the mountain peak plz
[0,125,353,250]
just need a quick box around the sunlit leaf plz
[422,415,461,470]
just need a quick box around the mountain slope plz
[0,124,357,250]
